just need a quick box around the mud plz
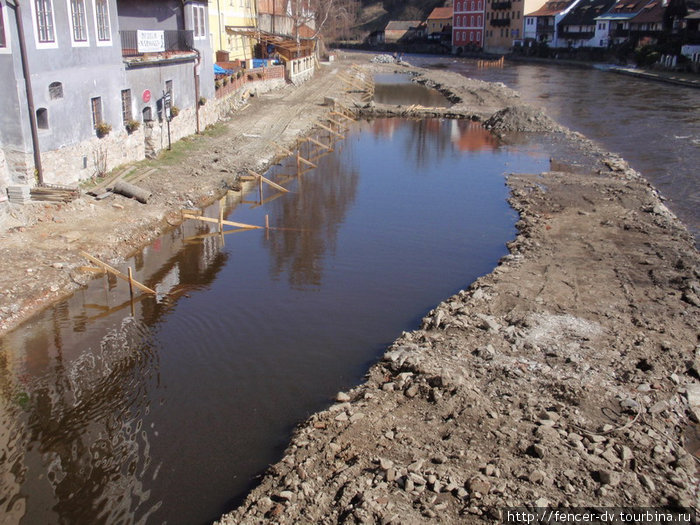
[0,52,698,523]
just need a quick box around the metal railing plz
[490,18,511,27]
[119,30,194,57]
[491,1,512,9]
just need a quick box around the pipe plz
[194,49,201,134]
[9,0,44,185]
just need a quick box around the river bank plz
[217,62,699,522]
[0,53,698,523]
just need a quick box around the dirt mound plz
[484,105,561,133]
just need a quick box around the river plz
[405,54,700,244]
[0,117,550,524]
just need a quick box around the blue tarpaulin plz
[214,64,233,75]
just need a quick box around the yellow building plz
[209,0,258,62]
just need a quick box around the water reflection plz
[0,119,550,524]
[373,74,452,108]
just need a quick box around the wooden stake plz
[247,169,289,193]
[317,122,344,138]
[182,213,262,229]
[327,117,347,129]
[265,214,269,230]
[268,141,294,156]
[330,111,356,121]
[219,198,224,232]
[128,267,136,316]
[305,136,332,151]
[79,251,157,295]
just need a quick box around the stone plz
[529,470,546,484]
[597,470,620,487]
[638,474,655,491]
[336,391,351,402]
[467,477,491,495]
[534,497,550,508]
[529,444,546,458]
[278,490,294,501]
[685,384,700,422]
[620,398,639,411]
[379,458,394,471]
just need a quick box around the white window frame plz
[67,0,90,47]
[30,0,58,49]
[92,0,112,46]
[0,1,11,54]
[192,4,206,39]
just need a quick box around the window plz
[93,0,111,44]
[0,2,6,49]
[69,0,88,43]
[121,89,132,125]
[91,96,102,127]
[35,0,56,43]
[193,4,205,38]
[478,15,482,25]
[49,81,63,99]
[471,15,474,26]
[36,108,49,129]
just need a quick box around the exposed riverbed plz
[0,118,550,524]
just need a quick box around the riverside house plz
[557,0,617,47]
[523,0,581,47]
[453,0,486,51]
[483,0,548,52]
[0,0,214,195]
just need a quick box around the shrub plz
[125,119,141,134]
[95,122,112,138]
[198,96,207,106]
[170,105,180,118]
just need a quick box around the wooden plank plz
[182,213,262,230]
[79,251,157,295]
[239,175,257,181]
[327,117,347,129]
[305,136,332,151]
[296,154,317,168]
[331,111,356,121]
[247,169,289,193]
[249,191,285,209]
[268,141,294,156]
[316,122,344,138]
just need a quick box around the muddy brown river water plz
[0,119,550,524]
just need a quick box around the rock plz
[476,314,500,332]
[529,470,546,484]
[685,384,700,422]
[379,458,394,471]
[467,477,491,495]
[620,398,639,411]
[534,497,550,507]
[336,391,351,402]
[278,490,294,501]
[638,473,655,491]
[528,444,546,459]
[596,470,620,487]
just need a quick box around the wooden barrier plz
[182,213,262,230]
[247,170,289,193]
[79,251,157,295]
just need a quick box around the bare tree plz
[287,0,359,42]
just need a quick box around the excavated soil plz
[0,52,698,524]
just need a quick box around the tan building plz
[427,6,454,34]
[483,0,547,52]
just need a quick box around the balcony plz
[120,30,197,66]
[491,1,512,9]
[490,17,511,27]
[559,30,595,40]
